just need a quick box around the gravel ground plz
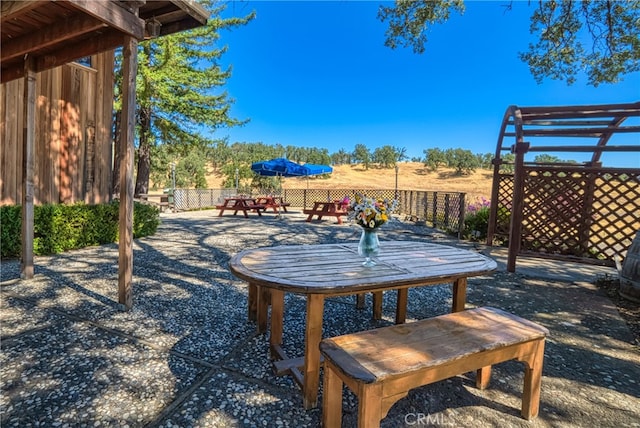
[1,209,638,427]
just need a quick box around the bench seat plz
[320,307,548,428]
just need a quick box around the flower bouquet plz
[347,194,398,266]
[348,193,398,229]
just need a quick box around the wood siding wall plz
[0,51,115,205]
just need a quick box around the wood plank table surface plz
[228,240,497,409]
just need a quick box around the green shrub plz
[0,201,159,258]
[463,198,491,241]
[0,205,22,258]
[133,202,160,238]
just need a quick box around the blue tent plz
[251,158,332,177]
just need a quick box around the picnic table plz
[255,196,291,214]
[303,201,348,224]
[215,196,265,218]
[229,241,498,409]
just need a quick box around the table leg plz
[269,289,284,358]
[256,286,270,333]
[355,293,366,309]
[248,282,257,321]
[452,277,467,312]
[372,291,383,320]
[395,288,408,324]
[303,293,325,410]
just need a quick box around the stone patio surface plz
[1,209,638,427]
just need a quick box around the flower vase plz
[358,227,380,267]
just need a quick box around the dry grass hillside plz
[207,162,493,204]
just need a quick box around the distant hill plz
[206,162,493,204]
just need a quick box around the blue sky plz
[216,1,640,167]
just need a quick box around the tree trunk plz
[111,110,121,195]
[134,107,151,197]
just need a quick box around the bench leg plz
[322,362,343,428]
[395,288,408,324]
[521,339,545,420]
[358,383,383,428]
[372,291,383,320]
[355,293,366,309]
[476,366,492,389]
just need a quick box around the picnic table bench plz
[255,196,291,214]
[216,197,265,218]
[303,201,347,224]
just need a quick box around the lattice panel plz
[493,173,514,241]
[494,167,639,264]
[521,170,589,257]
[502,167,640,264]
[590,172,640,259]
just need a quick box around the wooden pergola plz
[1,0,208,309]
[488,102,640,272]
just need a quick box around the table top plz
[229,241,497,295]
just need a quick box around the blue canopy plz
[251,158,332,177]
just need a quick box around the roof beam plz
[1,13,107,63]
[0,0,47,22]
[1,30,124,83]
[66,0,144,39]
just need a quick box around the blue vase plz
[358,228,380,267]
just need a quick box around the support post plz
[507,141,529,272]
[20,56,36,279]
[118,36,138,309]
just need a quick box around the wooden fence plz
[173,188,466,237]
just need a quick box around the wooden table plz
[216,197,265,218]
[255,196,291,214]
[228,241,497,409]
[303,201,348,224]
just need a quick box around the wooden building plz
[1,0,208,309]
[1,53,114,205]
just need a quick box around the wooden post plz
[507,142,529,272]
[458,193,466,239]
[486,157,503,245]
[118,36,138,310]
[20,56,36,279]
[432,191,438,228]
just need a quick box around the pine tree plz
[113,1,254,196]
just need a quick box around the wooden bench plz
[320,307,548,428]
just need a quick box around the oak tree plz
[378,0,640,86]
